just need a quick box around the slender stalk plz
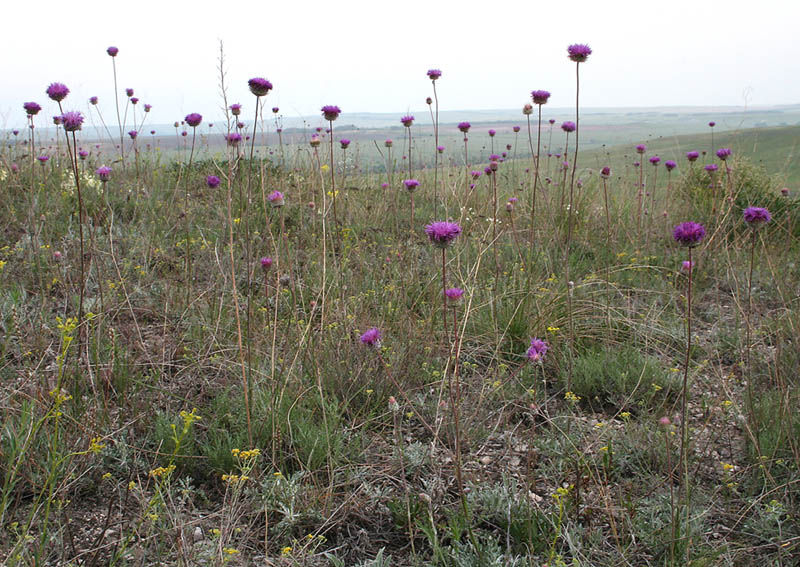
[564,61,581,391]
[111,57,124,166]
[678,245,694,563]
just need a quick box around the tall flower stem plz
[432,82,440,216]
[744,229,757,423]
[678,245,694,563]
[529,106,543,255]
[441,248,449,347]
[184,126,198,306]
[328,120,339,232]
[564,61,581,392]
[602,177,612,339]
[111,57,124,167]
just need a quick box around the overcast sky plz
[2,0,799,130]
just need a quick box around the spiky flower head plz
[531,90,551,105]
[128,130,138,139]
[268,190,285,207]
[185,113,202,127]
[53,115,62,125]
[37,155,50,164]
[130,97,139,105]
[716,148,732,160]
[230,103,242,116]
[708,121,716,127]
[681,260,693,273]
[743,206,771,227]
[310,134,321,147]
[686,150,699,162]
[488,129,496,137]
[561,121,576,133]
[89,96,99,105]
[248,77,273,97]
[60,111,84,132]
[24,102,41,115]
[400,115,415,127]
[403,179,420,192]
[636,144,646,154]
[340,138,351,149]
[425,221,461,249]
[272,106,279,113]
[522,104,533,115]
[673,221,706,247]
[445,287,464,303]
[107,46,119,56]
[125,88,134,97]
[649,156,660,165]
[665,160,677,171]
[260,257,273,271]
[384,139,393,148]
[144,104,152,112]
[321,105,341,121]
[567,43,592,62]
[458,121,471,132]
[527,337,549,362]
[360,327,382,348]
[470,170,483,180]
[96,166,112,181]
[46,82,69,102]
[704,163,718,173]
[206,175,221,188]
[226,132,242,146]
[513,125,521,132]
[600,166,612,179]
[427,68,442,81]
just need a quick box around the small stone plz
[193,526,203,542]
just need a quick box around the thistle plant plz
[528,91,550,257]
[428,69,442,214]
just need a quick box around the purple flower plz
[400,115,415,127]
[53,115,62,125]
[230,103,242,116]
[488,129,496,137]
[527,337,549,362]
[549,119,556,125]
[403,179,420,192]
[37,155,50,164]
[89,96,99,105]
[708,121,716,127]
[531,90,551,105]
[781,188,790,197]
[704,163,718,173]
[458,121,471,133]
[484,166,493,176]
[567,43,592,62]
[128,130,138,139]
[425,221,461,248]
[522,104,533,115]
[260,257,273,271]
[743,206,771,227]
[665,160,677,171]
[427,68,442,81]
[340,138,351,149]
[600,166,612,179]
[23,102,41,116]
[445,287,464,303]
[125,88,134,97]
[60,111,84,132]
[150,130,156,135]
[206,175,221,188]
[226,132,243,146]
[46,82,69,102]
[716,148,732,160]
[248,77,273,97]
[185,113,202,127]
[385,139,393,148]
[130,97,139,105]
[380,182,389,189]
[12,130,19,136]
[107,46,119,57]
[636,144,647,154]
[437,145,445,153]
[681,260,694,273]
[272,106,279,113]
[144,104,152,113]
[96,166,112,181]
[268,190,285,207]
[513,126,521,133]
[686,150,699,162]
[470,170,483,180]
[360,327,382,348]
[673,221,706,247]
[309,134,321,147]
[649,156,660,165]
[321,105,341,121]
[561,121,576,133]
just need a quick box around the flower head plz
[125,88,134,97]
[46,82,69,102]
[272,106,279,113]
[310,134,321,147]
[37,155,50,164]
[144,104,152,112]
[600,166,612,179]
[522,104,533,115]
[716,148,732,160]
[96,166,112,181]
[403,179,420,192]
[437,145,445,153]
[427,68,442,81]
[260,257,273,271]
[673,221,706,247]
[185,113,202,128]
[268,190,285,207]
[89,96,99,105]
[458,121,471,133]
[636,144,646,154]
[531,90,551,105]
[513,125,521,132]
[24,102,42,115]
[743,206,771,227]
[400,115,415,127]
[230,103,242,116]
[360,327,382,348]
[128,130,138,139]
[206,175,221,188]
[665,160,677,171]
[527,337,549,362]
[53,115,62,125]
[340,138,351,149]
[686,150,699,162]
[681,260,693,273]
[60,111,84,132]
[321,105,341,121]
[704,163,718,173]
[561,121,576,133]
[445,287,464,303]
[78,150,89,160]
[488,129,496,137]
[384,139,393,148]
[425,221,461,248]
[130,97,139,105]
[567,43,592,62]
[226,132,243,146]
[708,121,716,127]
[107,46,119,57]
[649,156,660,165]
[248,77,273,97]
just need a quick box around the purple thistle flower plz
[458,121,471,133]
[12,130,19,136]
[522,104,533,115]
[380,182,389,189]
[561,121,576,133]
[427,68,442,81]
[531,90,551,105]
[470,170,483,180]
[445,287,464,303]
[37,155,50,164]
[400,115,415,127]
[268,190,285,207]
[681,260,694,273]
[665,160,677,171]
[360,327,382,348]
[340,138,351,149]
[489,154,501,161]
[206,175,221,188]
[484,166,493,176]
[527,337,549,362]
[600,166,612,179]
[704,163,718,173]
[128,130,138,139]
[230,103,242,116]
[673,221,706,247]
[385,139,393,148]
[260,257,273,271]
[437,145,445,153]
[96,166,112,181]
[150,130,156,135]
[549,119,556,125]
[226,133,243,146]
[403,179,420,192]
[107,46,119,57]
[321,105,341,121]
[185,113,202,127]
[60,111,84,132]
[309,134,321,147]
[125,88,134,97]
[636,144,647,154]
[23,102,42,116]
[79,149,89,160]
[144,104,152,112]
[425,221,461,248]
[649,156,660,165]
[46,82,69,102]
[513,125,521,133]
[743,206,771,227]
[272,106,279,113]
[716,148,732,160]
[567,43,592,62]
[130,97,139,105]
[708,121,716,127]
[488,129,496,137]
[248,77,273,97]
[89,96,99,105]
[686,150,700,162]
[53,115,62,125]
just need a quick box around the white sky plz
[2,0,799,130]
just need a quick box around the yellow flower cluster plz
[149,464,176,478]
